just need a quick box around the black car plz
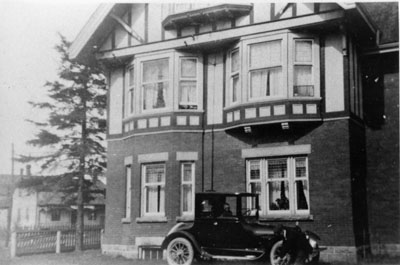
[162,192,320,265]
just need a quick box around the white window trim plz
[178,57,199,109]
[227,48,241,106]
[181,162,195,216]
[246,156,310,217]
[245,34,288,102]
[141,163,166,217]
[122,156,133,223]
[124,65,135,118]
[138,52,174,114]
[288,33,320,99]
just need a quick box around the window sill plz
[121,217,131,224]
[122,109,204,121]
[176,215,194,222]
[259,215,314,222]
[136,216,168,223]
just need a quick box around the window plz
[125,165,132,219]
[142,58,169,111]
[89,212,97,221]
[293,40,314,97]
[142,163,165,216]
[230,49,240,104]
[51,210,61,221]
[179,58,198,109]
[125,66,135,116]
[181,162,195,215]
[246,156,310,216]
[249,40,284,99]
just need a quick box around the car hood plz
[243,222,276,237]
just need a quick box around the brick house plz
[70,2,399,262]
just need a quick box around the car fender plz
[304,230,320,241]
[162,230,202,255]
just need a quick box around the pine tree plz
[19,35,107,251]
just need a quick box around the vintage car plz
[162,192,320,265]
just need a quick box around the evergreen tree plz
[19,35,107,251]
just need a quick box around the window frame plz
[178,57,199,110]
[124,65,135,117]
[138,53,173,114]
[288,34,320,98]
[246,156,310,217]
[141,163,166,217]
[124,164,132,220]
[181,162,195,216]
[227,48,241,106]
[51,209,61,222]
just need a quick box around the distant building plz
[70,2,399,263]
[11,177,105,229]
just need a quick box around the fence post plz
[56,230,61,254]
[10,231,16,258]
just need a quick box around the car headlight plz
[308,238,317,248]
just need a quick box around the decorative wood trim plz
[242,144,311,158]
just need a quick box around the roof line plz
[70,3,115,60]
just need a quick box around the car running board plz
[200,248,265,261]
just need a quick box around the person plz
[274,225,313,265]
[221,202,233,217]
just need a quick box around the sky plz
[0,0,99,175]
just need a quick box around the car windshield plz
[240,195,259,220]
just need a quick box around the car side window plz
[200,199,215,218]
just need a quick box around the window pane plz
[232,75,239,102]
[268,181,290,211]
[145,164,165,183]
[250,68,283,98]
[143,82,168,110]
[295,40,312,62]
[231,50,240,73]
[181,59,197,78]
[143,59,168,82]
[182,184,192,212]
[268,159,287,179]
[179,81,197,104]
[295,157,307,178]
[182,164,192,182]
[296,180,309,210]
[128,67,134,86]
[250,182,261,194]
[249,161,261,180]
[250,40,281,69]
[294,66,313,97]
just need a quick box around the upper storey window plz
[249,40,284,99]
[294,40,314,97]
[179,58,198,110]
[142,58,169,111]
[226,32,319,107]
[229,49,240,104]
[124,66,135,117]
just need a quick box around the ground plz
[1,246,399,265]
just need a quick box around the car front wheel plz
[166,237,194,265]
[270,240,288,265]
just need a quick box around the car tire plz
[270,240,286,265]
[166,237,194,265]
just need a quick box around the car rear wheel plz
[166,237,194,265]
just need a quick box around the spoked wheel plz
[166,237,194,265]
[270,240,289,265]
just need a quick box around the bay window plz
[181,162,195,215]
[142,58,169,111]
[179,58,198,109]
[249,40,284,99]
[125,66,135,116]
[142,163,165,216]
[293,40,314,97]
[230,49,240,104]
[246,156,310,216]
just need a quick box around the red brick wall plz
[103,119,358,248]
